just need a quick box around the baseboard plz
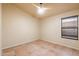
[3,39,79,50]
[42,39,79,50]
[2,39,38,49]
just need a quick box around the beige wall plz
[2,3,79,50]
[0,4,2,55]
[2,4,39,49]
[42,9,79,50]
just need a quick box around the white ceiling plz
[15,3,79,19]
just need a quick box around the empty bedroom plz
[1,3,79,56]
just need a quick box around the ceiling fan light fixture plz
[32,3,48,15]
[37,7,46,15]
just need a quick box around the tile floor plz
[2,40,79,56]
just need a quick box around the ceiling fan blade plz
[32,4,40,8]
[32,3,50,10]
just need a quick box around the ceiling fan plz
[32,3,49,9]
[32,3,49,15]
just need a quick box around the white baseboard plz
[43,39,79,50]
[3,39,79,51]
[2,39,38,49]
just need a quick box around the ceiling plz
[15,3,79,19]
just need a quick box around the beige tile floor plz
[2,40,79,56]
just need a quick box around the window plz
[61,15,78,40]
